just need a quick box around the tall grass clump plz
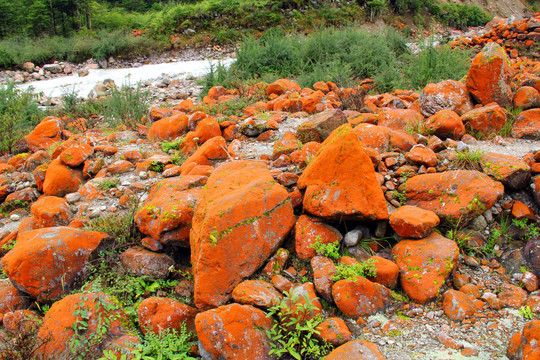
[0,83,44,154]
[206,26,472,93]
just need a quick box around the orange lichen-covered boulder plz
[311,256,336,302]
[284,283,323,322]
[353,123,416,153]
[405,145,437,168]
[512,108,540,139]
[135,175,206,247]
[30,196,71,228]
[332,276,392,317]
[119,246,174,279]
[480,152,531,190]
[316,318,352,347]
[295,215,342,260]
[514,86,540,110]
[466,42,514,107]
[138,297,198,335]
[232,280,283,308]
[298,124,388,221]
[37,292,131,359]
[147,113,189,141]
[42,158,84,197]
[24,117,63,152]
[389,205,440,239]
[461,103,507,136]
[507,320,540,360]
[392,232,459,304]
[0,279,29,318]
[442,289,475,321]
[191,161,295,309]
[367,255,400,289]
[179,136,228,174]
[59,143,94,168]
[418,79,474,117]
[195,303,275,360]
[378,108,423,132]
[266,78,301,96]
[324,339,386,360]
[1,227,108,301]
[404,170,504,222]
[425,109,465,140]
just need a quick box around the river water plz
[17,58,235,98]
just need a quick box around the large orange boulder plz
[147,113,189,141]
[266,78,301,96]
[295,215,342,259]
[461,103,507,136]
[418,80,474,117]
[138,297,198,335]
[353,123,416,153]
[425,109,465,140]
[179,136,228,174]
[30,196,71,228]
[59,143,94,168]
[24,117,63,152]
[389,205,440,238]
[332,276,393,317]
[37,292,131,359]
[324,339,386,359]
[297,124,388,221]
[466,42,514,107]
[191,161,295,309]
[195,303,275,360]
[378,108,423,132]
[392,232,459,303]
[1,227,108,300]
[512,108,540,139]
[405,145,437,167]
[507,320,540,360]
[135,175,206,247]
[232,280,283,308]
[514,86,540,110]
[404,170,504,222]
[0,279,29,318]
[480,152,531,190]
[42,158,84,197]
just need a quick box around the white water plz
[17,58,235,98]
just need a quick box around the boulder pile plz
[2,25,540,360]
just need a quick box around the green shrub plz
[310,238,340,260]
[332,259,377,281]
[100,84,152,128]
[0,83,44,154]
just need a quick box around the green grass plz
[451,148,484,171]
[0,83,44,154]
[204,26,472,92]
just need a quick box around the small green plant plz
[161,138,183,153]
[310,238,340,260]
[0,199,30,216]
[99,178,119,190]
[332,259,377,282]
[266,293,333,360]
[519,305,535,320]
[123,324,197,360]
[171,153,187,166]
[451,148,484,171]
[513,218,540,240]
[149,161,165,172]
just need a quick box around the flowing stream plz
[16,58,235,98]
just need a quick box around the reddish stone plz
[43,159,84,197]
[262,248,289,277]
[24,117,63,152]
[425,109,466,140]
[389,205,440,239]
[442,289,475,321]
[119,246,174,279]
[480,152,531,190]
[311,255,336,302]
[138,297,198,335]
[418,79,473,117]
[325,339,385,360]
[498,284,528,308]
[512,108,540,139]
[507,320,540,360]
[232,280,282,308]
[315,317,352,346]
[461,104,507,136]
[332,276,392,317]
[295,215,342,260]
[367,255,399,289]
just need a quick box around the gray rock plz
[469,215,488,231]
[43,63,62,73]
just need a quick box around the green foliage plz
[127,324,197,360]
[451,148,485,171]
[501,107,521,137]
[170,153,187,166]
[0,83,44,154]
[161,139,183,153]
[205,26,471,93]
[266,293,333,359]
[99,178,119,191]
[149,161,165,172]
[513,218,540,240]
[0,312,43,360]
[331,259,377,282]
[0,199,30,216]
[310,238,340,260]
[430,2,492,29]
[520,305,536,320]
[101,84,152,128]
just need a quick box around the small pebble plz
[10,214,20,221]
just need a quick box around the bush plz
[0,83,44,154]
